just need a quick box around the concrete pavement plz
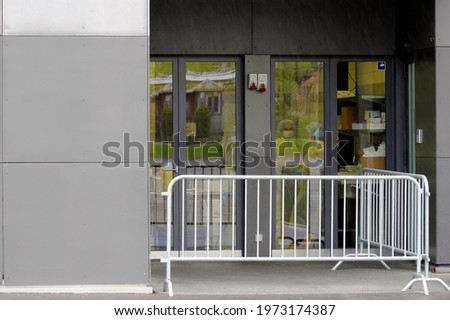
[1,261,449,300]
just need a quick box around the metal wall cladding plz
[436,48,450,158]
[0,36,2,163]
[414,48,436,159]
[436,0,450,47]
[3,36,148,163]
[0,164,3,282]
[395,0,435,53]
[3,0,148,35]
[245,55,271,158]
[150,0,252,55]
[3,163,149,285]
[253,0,395,55]
[435,158,450,264]
[151,0,394,56]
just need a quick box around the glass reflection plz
[274,61,325,250]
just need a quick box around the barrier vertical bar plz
[391,179,395,256]
[331,180,334,257]
[379,179,384,257]
[343,179,347,256]
[194,179,198,255]
[294,180,298,257]
[232,179,236,257]
[367,180,372,254]
[164,178,173,296]
[355,180,359,256]
[182,179,185,256]
[318,180,322,257]
[244,180,248,257]
[219,179,223,256]
[207,179,211,257]
[282,179,285,257]
[257,179,261,257]
[404,181,407,252]
[269,179,273,258]
[306,180,310,257]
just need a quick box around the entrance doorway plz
[149,58,243,253]
[272,58,391,252]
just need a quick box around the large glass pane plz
[337,61,386,247]
[337,61,386,172]
[149,61,174,251]
[184,61,237,251]
[274,61,325,251]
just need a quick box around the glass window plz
[274,61,325,251]
[337,61,386,173]
[149,61,174,251]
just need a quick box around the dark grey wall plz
[396,0,435,53]
[253,0,395,55]
[414,48,437,260]
[150,0,252,55]
[151,0,395,56]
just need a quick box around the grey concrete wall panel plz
[414,48,436,158]
[3,163,149,285]
[0,165,3,282]
[253,0,395,55]
[435,158,450,264]
[0,36,2,163]
[436,48,450,158]
[395,0,435,53]
[436,0,450,47]
[3,37,148,163]
[150,0,252,55]
[3,0,148,35]
[245,160,272,257]
[415,157,437,261]
[244,55,271,158]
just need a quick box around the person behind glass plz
[275,119,299,175]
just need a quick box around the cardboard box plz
[362,156,385,170]
[341,107,358,130]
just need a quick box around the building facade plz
[0,0,449,287]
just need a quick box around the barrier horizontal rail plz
[161,173,450,296]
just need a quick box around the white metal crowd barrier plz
[161,172,450,296]
[362,169,450,295]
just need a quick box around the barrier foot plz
[163,279,173,297]
[379,260,391,270]
[331,261,344,271]
[403,272,450,295]
[332,254,390,271]
[402,273,429,295]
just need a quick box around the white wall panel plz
[3,0,148,35]
[3,36,148,162]
[0,1,3,35]
[3,163,149,285]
